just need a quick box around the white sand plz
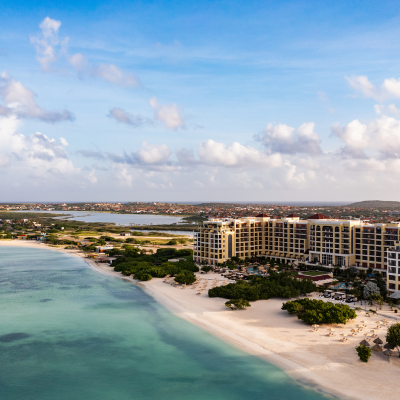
[2,240,400,399]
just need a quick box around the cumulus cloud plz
[331,119,369,159]
[332,115,400,159]
[197,139,282,168]
[108,107,149,126]
[149,97,185,130]
[347,75,400,101]
[0,115,78,176]
[30,17,68,71]
[107,142,173,169]
[0,72,74,123]
[255,122,322,154]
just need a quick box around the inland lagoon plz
[0,247,330,400]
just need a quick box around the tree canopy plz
[282,298,357,325]
[363,282,380,299]
[208,272,316,301]
[110,247,197,282]
[386,323,400,355]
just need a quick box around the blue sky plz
[1,0,400,202]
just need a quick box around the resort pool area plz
[331,282,352,290]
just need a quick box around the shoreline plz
[1,241,400,400]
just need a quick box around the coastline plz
[1,241,400,400]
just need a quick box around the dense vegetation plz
[109,246,197,282]
[281,298,357,325]
[208,272,316,301]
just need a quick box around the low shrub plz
[356,345,371,362]
[225,299,251,310]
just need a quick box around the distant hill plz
[346,200,400,209]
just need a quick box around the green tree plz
[386,323,400,356]
[225,299,251,310]
[201,265,212,273]
[363,281,380,300]
[356,345,371,362]
[281,299,357,325]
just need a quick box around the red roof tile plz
[308,213,330,220]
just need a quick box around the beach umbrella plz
[373,338,383,345]
[384,343,392,349]
[371,344,383,352]
[312,324,319,328]
[359,339,370,346]
[383,349,394,357]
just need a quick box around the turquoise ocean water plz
[0,247,332,400]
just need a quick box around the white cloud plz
[256,122,322,154]
[332,115,400,159]
[0,115,78,177]
[68,53,88,72]
[91,64,138,88]
[197,139,282,167]
[30,17,139,88]
[347,75,400,101]
[0,154,10,167]
[136,142,171,165]
[374,103,400,116]
[30,17,68,71]
[86,170,97,184]
[107,142,173,170]
[0,72,74,123]
[149,97,185,130]
[108,107,148,126]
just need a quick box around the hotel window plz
[322,254,333,265]
[389,267,397,274]
[389,283,396,290]
[389,275,396,281]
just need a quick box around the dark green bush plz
[282,298,357,325]
[209,272,316,301]
[110,247,196,281]
[356,345,371,362]
[175,270,196,284]
[225,299,251,310]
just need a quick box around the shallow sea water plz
[0,247,332,400]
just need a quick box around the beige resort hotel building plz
[193,214,400,294]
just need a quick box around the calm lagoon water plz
[18,210,186,225]
[0,247,331,400]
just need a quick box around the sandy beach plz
[2,240,400,400]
